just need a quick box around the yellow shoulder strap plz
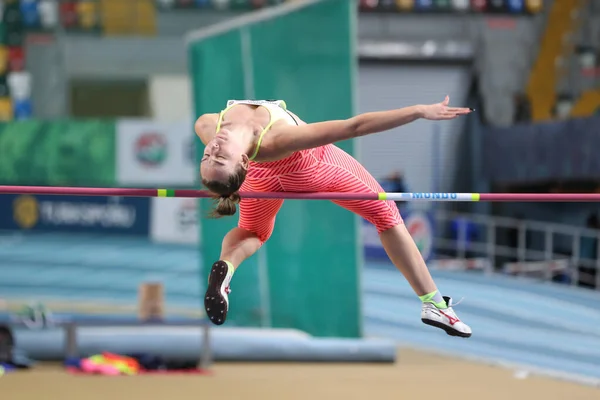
[249,119,278,161]
[215,111,225,132]
[215,103,237,132]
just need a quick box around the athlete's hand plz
[420,96,473,120]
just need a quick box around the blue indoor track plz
[364,262,600,381]
[1,232,599,380]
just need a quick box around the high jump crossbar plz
[1,185,600,202]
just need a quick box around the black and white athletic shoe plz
[204,260,234,325]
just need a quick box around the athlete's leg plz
[220,198,284,267]
[320,145,436,295]
[321,145,471,337]
[219,227,263,269]
[205,198,283,325]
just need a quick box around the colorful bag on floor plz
[80,352,140,375]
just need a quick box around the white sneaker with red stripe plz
[421,296,472,338]
[204,260,233,325]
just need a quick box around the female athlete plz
[196,97,473,338]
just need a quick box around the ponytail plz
[212,192,241,218]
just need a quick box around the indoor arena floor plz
[2,348,598,400]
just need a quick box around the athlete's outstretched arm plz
[272,96,471,153]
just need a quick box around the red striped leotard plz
[217,100,403,243]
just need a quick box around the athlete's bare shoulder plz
[286,109,307,126]
[194,113,219,145]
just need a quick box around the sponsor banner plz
[0,194,150,235]
[116,119,197,186]
[150,197,199,245]
[363,211,435,262]
[0,120,116,187]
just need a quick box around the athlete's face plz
[200,131,249,183]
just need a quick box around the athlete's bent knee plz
[238,224,273,245]
[371,203,403,234]
[375,220,403,234]
[255,231,272,245]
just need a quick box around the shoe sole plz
[421,318,472,338]
[204,262,229,326]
